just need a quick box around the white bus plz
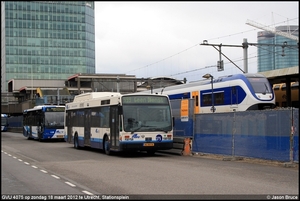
[64,92,173,155]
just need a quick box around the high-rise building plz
[257,25,298,72]
[1,1,95,92]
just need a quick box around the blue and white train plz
[139,73,276,113]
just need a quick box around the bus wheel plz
[104,136,111,155]
[74,134,80,149]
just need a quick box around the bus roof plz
[24,105,65,112]
[73,92,122,102]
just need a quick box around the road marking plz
[65,181,76,187]
[82,190,93,195]
[40,169,48,173]
[2,150,99,194]
[51,175,60,179]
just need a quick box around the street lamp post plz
[202,73,215,113]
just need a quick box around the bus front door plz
[66,111,73,143]
[110,106,119,149]
[84,109,91,146]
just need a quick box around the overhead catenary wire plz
[124,18,298,80]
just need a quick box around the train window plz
[281,84,286,91]
[248,79,272,93]
[291,82,299,89]
[202,94,211,106]
[215,92,224,105]
[273,85,280,90]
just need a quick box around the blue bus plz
[23,105,65,141]
[1,114,9,132]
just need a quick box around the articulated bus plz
[64,92,173,155]
[1,114,9,132]
[23,105,65,141]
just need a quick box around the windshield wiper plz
[131,127,142,133]
[263,83,269,95]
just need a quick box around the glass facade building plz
[257,25,298,72]
[1,1,95,92]
[257,31,275,72]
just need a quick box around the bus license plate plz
[57,135,64,138]
[144,143,154,146]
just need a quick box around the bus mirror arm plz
[118,105,123,115]
[173,117,175,127]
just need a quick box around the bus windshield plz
[1,117,8,126]
[122,104,172,133]
[1,114,8,132]
[45,112,64,128]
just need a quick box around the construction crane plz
[246,19,298,41]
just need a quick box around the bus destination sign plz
[122,96,168,104]
[46,107,65,112]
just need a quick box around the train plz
[273,81,299,108]
[138,73,276,113]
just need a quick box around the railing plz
[1,95,75,115]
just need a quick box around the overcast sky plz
[95,1,298,82]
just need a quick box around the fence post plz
[289,108,294,163]
[232,111,236,158]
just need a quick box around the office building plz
[257,25,298,72]
[1,1,95,92]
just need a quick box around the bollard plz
[182,138,191,156]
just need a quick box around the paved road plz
[1,132,299,200]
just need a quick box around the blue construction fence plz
[170,99,299,163]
